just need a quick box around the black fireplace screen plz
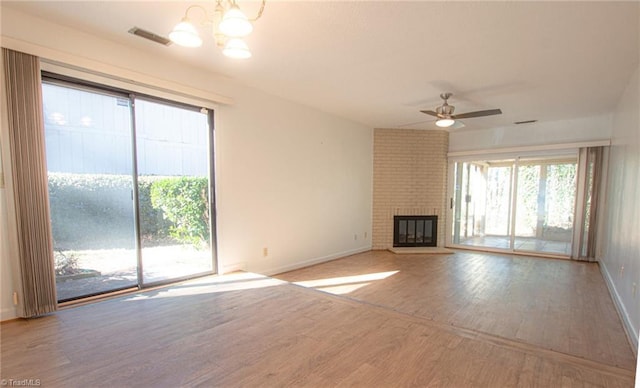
[393,215,437,247]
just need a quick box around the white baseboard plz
[219,262,247,275]
[1,306,17,322]
[262,246,372,276]
[599,261,639,356]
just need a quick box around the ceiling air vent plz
[514,120,538,125]
[128,27,172,46]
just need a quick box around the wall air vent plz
[128,27,172,46]
[514,120,538,125]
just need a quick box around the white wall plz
[0,187,14,320]
[449,114,611,152]
[215,83,372,275]
[599,64,640,353]
[0,93,17,320]
[0,7,372,320]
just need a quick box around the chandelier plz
[169,0,266,59]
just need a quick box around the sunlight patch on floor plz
[126,272,285,300]
[293,270,399,295]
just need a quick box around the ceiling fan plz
[420,92,502,128]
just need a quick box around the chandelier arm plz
[248,0,266,22]
[184,5,211,24]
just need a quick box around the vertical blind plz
[578,146,604,261]
[2,48,57,317]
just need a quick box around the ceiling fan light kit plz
[435,118,455,128]
[169,0,265,59]
[421,92,502,129]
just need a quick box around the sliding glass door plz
[448,154,578,256]
[451,160,513,250]
[43,79,216,301]
[513,158,576,255]
[134,98,213,284]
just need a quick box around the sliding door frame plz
[129,94,144,286]
[509,158,519,253]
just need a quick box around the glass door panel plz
[513,163,541,251]
[134,99,213,284]
[513,159,576,255]
[452,160,513,250]
[483,164,513,249]
[43,83,137,301]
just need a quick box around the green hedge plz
[48,173,209,250]
[150,177,210,246]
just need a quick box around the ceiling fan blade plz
[420,110,440,117]
[453,109,502,119]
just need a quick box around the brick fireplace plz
[372,129,448,249]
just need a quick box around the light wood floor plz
[277,250,637,371]
[1,251,637,386]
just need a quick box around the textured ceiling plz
[2,1,639,131]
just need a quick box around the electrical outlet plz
[632,283,637,297]
[12,292,18,305]
[364,231,368,239]
[354,234,358,240]
[619,266,624,277]
[263,247,268,257]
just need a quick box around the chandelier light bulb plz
[222,38,252,59]
[169,18,203,47]
[169,1,264,58]
[219,5,254,37]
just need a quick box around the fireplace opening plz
[393,215,437,247]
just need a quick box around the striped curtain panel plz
[574,146,604,262]
[583,146,603,259]
[2,48,57,317]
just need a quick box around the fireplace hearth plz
[393,215,437,247]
